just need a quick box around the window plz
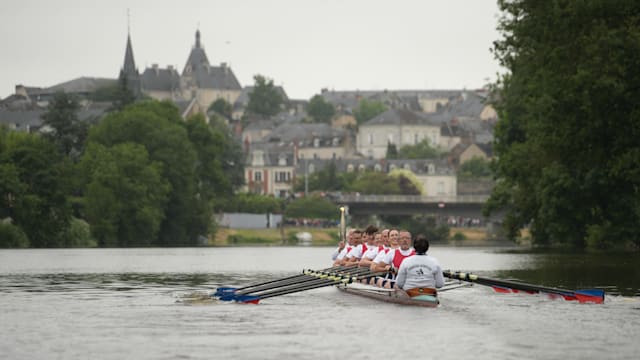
[368,133,373,145]
[308,164,315,174]
[437,181,444,194]
[428,164,435,174]
[332,137,339,146]
[347,164,355,172]
[255,171,262,182]
[374,164,382,172]
[358,164,366,172]
[414,133,419,144]
[313,138,320,147]
[275,171,291,183]
[278,155,287,166]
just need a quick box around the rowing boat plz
[336,282,439,307]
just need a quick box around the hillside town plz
[0,29,496,199]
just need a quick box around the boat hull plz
[337,283,439,307]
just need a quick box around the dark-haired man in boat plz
[395,234,444,297]
[370,230,415,288]
[347,225,376,267]
[342,228,367,265]
[358,230,382,268]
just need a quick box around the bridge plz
[332,194,499,220]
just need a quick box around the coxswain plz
[395,234,444,297]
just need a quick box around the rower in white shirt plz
[395,234,444,297]
[370,230,415,288]
[333,230,362,266]
[342,229,365,265]
[359,228,382,268]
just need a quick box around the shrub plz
[0,222,29,248]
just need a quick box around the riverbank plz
[211,226,515,246]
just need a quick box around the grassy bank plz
[211,227,503,246]
[212,227,340,246]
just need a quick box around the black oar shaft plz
[244,268,373,296]
[444,271,573,296]
[236,267,368,295]
[258,272,382,299]
[232,266,349,292]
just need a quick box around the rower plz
[333,230,361,266]
[341,229,364,265]
[371,230,415,288]
[358,227,381,268]
[331,229,351,261]
[395,234,444,297]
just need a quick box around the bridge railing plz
[334,194,490,204]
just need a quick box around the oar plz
[224,271,383,304]
[227,267,369,297]
[444,270,605,304]
[214,265,356,296]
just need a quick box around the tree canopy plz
[208,98,233,120]
[390,139,440,159]
[487,0,640,249]
[41,91,88,159]
[354,99,386,125]
[86,101,204,246]
[307,95,336,123]
[0,127,72,247]
[458,157,492,179]
[247,75,284,117]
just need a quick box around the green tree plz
[41,91,88,159]
[208,98,233,120]
[284,195,338,220]
[398,139,439,159]
[389,169,423,195]
[247,75,284,117]
[458,157,492,179]
[0,222,29,248]
[222,193,283,213]
[487,0,640,249]
[345,172,399,195]
[78,142,170,247]
[386,142,398,159]
[111,74,136,112]
[88,100,202,245]
[354,99,386,125]
[307,95,336,123]
[0,129,72,247]
[293,161,348,193]
[185,114,244,216]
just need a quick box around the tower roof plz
[122,33,138,76]
[183,29,210,75]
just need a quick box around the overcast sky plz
[0,0,504,100]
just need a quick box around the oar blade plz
[236,295,260,304]
[214,287,237,297]
[574,289,605,304]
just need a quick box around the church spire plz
[122,33,138,76]
[195,29,201,49]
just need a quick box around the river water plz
[0,247,638,360]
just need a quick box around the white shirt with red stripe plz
[380,248,415,268]
[361,244,379,260]
[335,246,354,261]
